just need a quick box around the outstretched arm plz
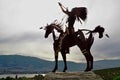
[58,2,69,15]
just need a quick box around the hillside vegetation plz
[94,67,120,80]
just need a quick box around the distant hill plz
[94,59,120,70]
[0,55,120,74]
[0,55,54,73]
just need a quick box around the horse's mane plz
[45,20,63,33]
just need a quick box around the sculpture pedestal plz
[44,71,103,80]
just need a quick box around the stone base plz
[44,71,103,80]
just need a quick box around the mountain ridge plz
[0,55,120,74]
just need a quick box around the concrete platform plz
[43,71,103,80]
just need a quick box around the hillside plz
[0,55,53,73]
[0,55,120,74]
[94,67,120,80]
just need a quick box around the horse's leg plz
[52,51,58,72]
[89,53,93,70]
[61,51,67,72]
[84,54,90,71]
[80,33,93,71]
[86,33,94,70]
[84,53,93,71]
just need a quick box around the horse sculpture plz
[40,21,107,72]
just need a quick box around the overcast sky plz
[0,0,120,63]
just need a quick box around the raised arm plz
[58,2,69,15]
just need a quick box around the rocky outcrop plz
[43,71,103,80]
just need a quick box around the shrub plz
[113,76,120,80]
[33,74,44,80]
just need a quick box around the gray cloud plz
[92,33,120,60]
[0,0,120,62]
[0,31,45,43]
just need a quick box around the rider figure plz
[58,2,87,35]
[58,2,76,34]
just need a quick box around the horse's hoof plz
[84,68,91,72]
[63,70,66,72]
[63,67,67,72]
[52,69,57,72]
[52,70,56,72]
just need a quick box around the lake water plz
[0,74,46,78]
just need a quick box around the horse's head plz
[44,24,55,38]
[93,25,105,38]
[44,21,63,38]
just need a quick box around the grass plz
[94,67,120,80]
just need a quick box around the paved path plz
[44,71,103,80]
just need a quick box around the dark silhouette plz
[41,21,106,72]
[58,2,87,34]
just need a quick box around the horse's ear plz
[40,27,43,29]
[105,34,110,38]
[53,19,57,23]
[47,23,48,26]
